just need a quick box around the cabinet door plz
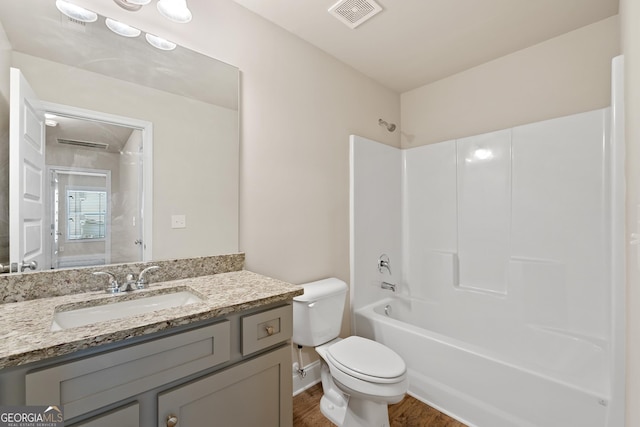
[158,345,292,427]
[69,403,138,427]
[26,321,230,420]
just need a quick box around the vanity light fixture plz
[157,0,192,23]
[145,33,177,51]
[105,18,142,37]
[112,0,151,12]
[55,0,98,23]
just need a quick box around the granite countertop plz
[0,270,303,369]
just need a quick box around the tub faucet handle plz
[378,254,391,274]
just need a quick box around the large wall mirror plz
[0,0,239,273]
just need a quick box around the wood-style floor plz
[293,383,467,427]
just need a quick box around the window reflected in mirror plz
[66,189,108,241]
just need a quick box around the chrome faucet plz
[93,265,160,293]
[121,273,138,292]
[377,254,391,275]
[136,266,160,288]
[93,271,120,294]
[381,281,396,292]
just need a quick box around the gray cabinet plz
[158,345,292,427]
[4,303,293,426]
[26,321,231,419]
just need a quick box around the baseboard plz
[292,360,322,396]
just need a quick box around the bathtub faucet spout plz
[381,281,396,292]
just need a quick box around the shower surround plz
[350,85,625,425]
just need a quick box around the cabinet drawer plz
[241,305,292,356]
[26,321,230,420]
[69,402,138,427]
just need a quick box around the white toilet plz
[293,278,408,427]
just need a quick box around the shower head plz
[379,118,396,132]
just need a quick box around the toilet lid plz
[326,336,406,382]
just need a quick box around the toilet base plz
[320,389,392,427]
[342,396,391,427]
[317,360,394,427]
[320,394,348,426]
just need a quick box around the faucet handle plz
[137,265,160,288]
[93,271,120,293]
[377,254,391,274]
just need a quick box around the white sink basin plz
[51,290,203,331]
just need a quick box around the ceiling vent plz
[328,0,382,29]
[61,16,88,33]
[57,138,109,150]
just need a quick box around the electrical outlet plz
[171,215,186,229]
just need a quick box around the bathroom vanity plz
[0,266,302,426]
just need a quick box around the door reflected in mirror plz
[47,112,148,270]
[47,115,145,270]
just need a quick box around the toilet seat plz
[326,336,406,384]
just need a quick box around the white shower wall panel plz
[457,129,511,294]
[402,140,457,301]
[401,108,610,342]
[510,109,609,338]
[350,135,402,311]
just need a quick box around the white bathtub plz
[354,297,612,427]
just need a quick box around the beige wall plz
[621,0,639,425]
[401,16,620,147]
[208,1,401,284]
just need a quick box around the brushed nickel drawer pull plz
[265,325,275,336]
[167,414,178,427]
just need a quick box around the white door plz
[9,68,47,272]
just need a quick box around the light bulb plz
[157,0,192,24]
[145,33,177,51]
[105,18,141,38]
[55,0,98,23]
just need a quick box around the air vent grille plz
[328,0,382,29]
[57,138,109,150]
[62,16,88,33]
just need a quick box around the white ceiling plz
[232,0,619,93]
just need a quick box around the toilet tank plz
[292,278,348,347]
